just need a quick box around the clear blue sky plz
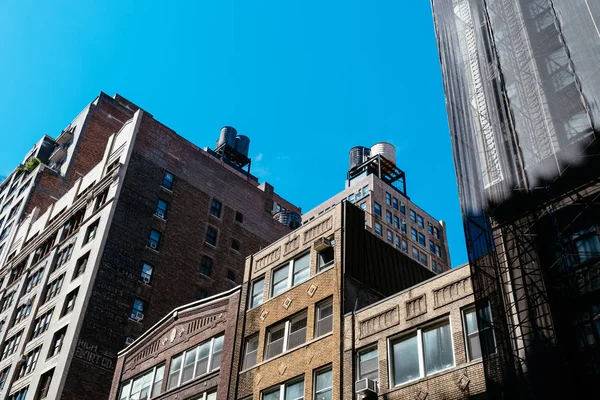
[0,1,467,266]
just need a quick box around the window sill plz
[204,242,217,250]
[160,186,173,194]
[146,246,160,254]
[153,214,167,222]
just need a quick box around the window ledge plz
[153,214,167,222]
[387,361,484,392]
[160,186,173,194]
[146,246,160,254]
[204,242,217,250]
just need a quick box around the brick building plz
[343,264,489,399]
[0,96,299,399]
[109,287,240,400]
[302,143,451,274]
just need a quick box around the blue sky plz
[0,1,467,266]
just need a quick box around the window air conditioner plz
[149,242,158,250]
[133,311,144,322]
[156,210,165,219]
[401,220,406,225]
[25,297,32,306]
[142,275,151,284]
[355,378,378,396]
[314,237,331,251]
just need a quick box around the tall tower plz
[431,0,600,397]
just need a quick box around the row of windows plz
[243,298,333,370]
[249,243,334,309]
[357,304,496,388]
[255,365,332,400]
[375,200,441,239]
[375,225,442,272]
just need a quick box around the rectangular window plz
[410,209,416,223]
[231,238,241,251]
[53,244,74,271]
[374,222,382,236]
[395,235,401,250]
[401,220,407,234]
[14,302,32,324]
[235,211,244,223]
[390,319,454,386]
[412,247,419,261]
[1,331,22,360]
[429,240,435,253]
[61,288,79,317]
[166,335,223,390]
[358,347,378,381]
[18,346,41,378]
[385,192,392,205]
[411,228,418,242]
[242,334,259,370]
[435,245,441,258]
[348,194,355,203]
[386,210,392,224]
[419,251,428,267]
[463,303,496,361]
[418,233,426,247]
[210,199,222,218]
[271,253,310,297]
[36,369,54,400]
[314,367,332,400]
[374,202,382,217]
[387,231,394,244]
[401,239,408,253]
[95,188,109,211]
[119,364,165,400]
[417,215,424,228]
[141,263,153,284]
[318,239,335,271]
[392,197,399,210]
[130,298,145,321]
[200,256,213,277]
[265,312,307,360]
[44,275,64,303]
[0,367,10,390]
[85,220,99,244]
[31,309,54,339]
[393,216,400,229]
[315,298,333,337]
[428,225,433,235]
[162,171,174,190]
[360,202,367,211]
[149,229,161,250]
[433,227,439,239]
[0,291,15,312]
[155,199,168,219]
[250,277,265,308]
[8,387,28,400]
[262,378,304,400]
[72,252,89,280]
[205,226,218,246]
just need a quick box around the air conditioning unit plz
[125,337,135,346]
[25,297,32,306]
[401,220,406,225]
[149,242,158,250]
[355,378,378,396]
[141,275,151,284]
[156,210,165,219]
[400,201,405,206]
[314,237,331,251]
[132,311,144,322]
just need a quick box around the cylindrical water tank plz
[370,142,396,165]
[273,211,301,230]
[349,146,370,170]
[234,135,250,156]
[217,126,238,148]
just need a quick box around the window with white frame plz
[314,366,332,400]
[119,364,165,400]
[463,303,496,361]
[317,239,335,271]
[357,347,378,381]
[270,253,310,297]
[374,222,382,236]
[262,378,304,400]
[250,277,265,308]
[315,298,333,337]
[265,312,307,360]
[189,392,217,400]
[167,335,223,390]
[390,319,454,386]
[242,334,259,370]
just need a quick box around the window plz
[262,378,304,400]
[250,277,265,308]
[200,256,213,277]
[390,319,454,386]
[387,231,394,244]
[393,216,400,229]
[210,199,222,218]
[119,364,164,400]
[386,210,392,224]
[53,244,74,271]
[392,197,399,210]
[14,301,33,324]
[31,309,54,339]
[242,334,259,370]
[227,269,236,281]
[60,209,85,241]
[401,220,407,234]
[95,189,109,211]
[418,233,426,247]
[402,239,408,253]
[0,367,9,390]
[359,202,367,211]
[231,238,241,251]
[419,252,428,267]
[155,199,168,219]
[0,291,15,312]
[428,225,433,235]
[18,346,41,378]
[85,220,99,244]
[412,247,419,261]
[463,303,496,361]
[44,274,64,304]
[314,367,332,400]
[395,235,401,250]
[1,331,22,360]
[357,347,378,381]
[35,369,54,400]
[430,240,435,253]
[271,253,310,297]
[130,298,145,321]
[348,194,355,203]
[205,226,218,246]
[317,240,334,271]
[162,171,174,190]
[148,229,161,250]
[315,298,333,337]
[8,261,25,285]
[362,185,369,196]
[141,263,153,284]
[435,245,441,258]
[433,227,439,239]
[61,288,79,317]
[373,202,382,217]
[411,228,418,242]
[167,335,223,390]
[417,215,424,228]
[265,312,307,359]
[374,222,382,236]
[0,223,12,241]
[235,211,244,223]
[8,387,28,400]
[410,209,416,222]
[72,253,89,280]
[385,192,392,205]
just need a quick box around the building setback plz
[111,204,488,400]
[0,97,299,399]
[431,0,600,397]
[302,143,451,274]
